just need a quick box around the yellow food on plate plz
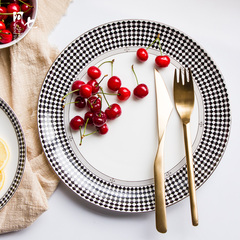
[0,138,10,171]
[0,170,5,191]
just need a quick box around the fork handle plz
[183,122,199,226]
[154,133,167,233]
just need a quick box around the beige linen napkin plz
[0,0,72,233]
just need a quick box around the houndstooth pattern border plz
[38,20,231,212]
[0,98,26,209]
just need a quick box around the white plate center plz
[66,49,203,185]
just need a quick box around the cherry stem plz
[62,100,79,108]
[146,33,163,55]
[97,91,118,96]
[80,118,90,146]
[0,12,14,15]
[97,74,108,86]
[83,118,89,136]
[97,59,115,77]
[97,59,115,74]
[131,64,139,85]
[146,33,160,50]
[84,130,97,137]
[61,89,79,101]
[79,126,83,145]
[100,86,110,108]
[110,59,114,76]
[158,37,163,56]
[146,38,158,50]
[19,0,33,8]
[96,94,102,100]
[87,95,102,110]
[87,99,93,108]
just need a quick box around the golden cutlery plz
[173,68,198,226]
[154,68,173,233]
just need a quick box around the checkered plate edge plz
[38,20,231,212]
[0,98,26,209]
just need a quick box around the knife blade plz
[154,68,173,233]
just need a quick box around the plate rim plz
[0,97,26,209]
[37,19,232,212]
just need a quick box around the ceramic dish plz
[38,20,231,212]
[0,98,26,209]
[0,0,38,49]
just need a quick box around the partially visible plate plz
[38,20,231,212]
[0,98,26,209]
[0,0,38,49]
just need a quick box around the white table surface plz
[2,0,240,239]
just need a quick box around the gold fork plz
[173,68,198,226]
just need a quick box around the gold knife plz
[154,68,173,233]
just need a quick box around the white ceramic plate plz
[38,20,231,212]
[0,98,26,209]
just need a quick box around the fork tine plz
[184,68,194,94]
[184,68,188,84]
[179,68,182,84]
[174,68,194,86]
[174,69,177,85]
[188,68,194,88]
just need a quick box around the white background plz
[2,0,240,239]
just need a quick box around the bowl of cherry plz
[0,0,38,49]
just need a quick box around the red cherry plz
[75,96,86,109]
[7,3,20,14]
[0,30,13,44]
[131,65,149,99]
[134,84,149,98]
[70,116,85,130]
[92,111,107,127]
[84,111,94,125]
[79,84,92,98]
[105,103,122,120]
[117,87,131,101]
[87,79,99,94]
[136,48,148,61]
[87,66,101,79]
[10,19,27,34]
[21,4,33,17]
[87,96,101,113]
[0,21,6,30]
[0,7,7,21]
[155,55,170,67]
[71,80,85,94]
[97,123,108,135]
[107,76,121,91]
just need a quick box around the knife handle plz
[154,133,167,233]
[183,122,198,226]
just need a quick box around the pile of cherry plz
[0,0,33,44]
[64,34,170,145]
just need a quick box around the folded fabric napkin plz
[0,0,72,233]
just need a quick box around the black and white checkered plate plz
[0,98,26,209]
[38,20,231,212]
